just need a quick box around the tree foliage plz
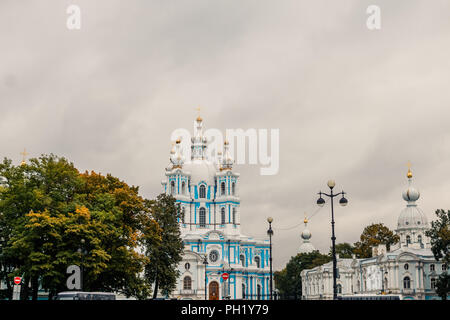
[329,242,355,259]
[353,223,399,258]
[425,209,450,265]
[425,209,450,300]
[142,193,184,298]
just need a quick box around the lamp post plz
[77,238,87,291]
[316,180,348,300]
[203,254,208,300]
[267,217,274,300]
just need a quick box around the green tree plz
[0,155,160,300]
[274,250,331,299]
[425,209,450,299]
[353,223,399,258]
[329,243,354,259]
[143,194,184,299]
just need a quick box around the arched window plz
[443,264,448,271]
[337,284,342,294]
[232,208,236,224]
[181,182,186,194]
[183,276,192,290]
[430,264,435,272]
[199,185,206,198]
[232,182,236,195]
[240,255,245,267]
[170,181,175,195]
[404,263,409,270]
[199,208,206,228]
[431,278,437,290]
[221,207,226,225]
[221,182,226,195]
[255,256,261,268]
[418,235,422,243]
[403,276,411,289]
[406,235,411,244]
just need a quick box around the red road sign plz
[222,273,229,281]
[14,277,21,285]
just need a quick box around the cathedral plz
[161,115,272,300]
[301,167,448,300]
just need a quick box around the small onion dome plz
[304,217,308,224]
[170,143,176,154]
[301,228,311,240]
[402,187,420,202]
[196,115,203,122]
[224,140,229,145]
[176,138,181,144]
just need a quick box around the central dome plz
[397,206,428,231]
[182,159,217,185]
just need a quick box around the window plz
[404,263,409,270]
[240,255,245,267]
[242,284,246,299]
[443,264,447,271]
[232,208,236,224]
[232,182,236,195]
[199,185,206,198]
[221,182,226,195]
[431,278,436,290]
[257,285,261,300]
[182,182,186,194]
[209,250,219,263]
[337,284,342,294]
[406,235,411,244]
[185,263,190,270]
[418,235,422,243]
[181,207,185,224]
[221,207,226,225]
[430,264,435,272]
[255,256,261,268]
[199,208,206,228]
[183,276,192,290]
[170,181,175,195]
[403,277,411,289]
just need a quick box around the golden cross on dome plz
[195,107,202,121]
[20,148,29,165]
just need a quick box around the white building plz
[301,168,448,300]
[162,116,272,300]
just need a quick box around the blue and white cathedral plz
[161,115,272,300]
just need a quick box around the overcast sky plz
[1,0,450,270]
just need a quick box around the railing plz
[180,289,197,295]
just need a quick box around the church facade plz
[162,116,272,300]
[301,168,448,300]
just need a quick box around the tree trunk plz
[20,275,30,300]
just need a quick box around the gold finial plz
[176,138,181,144]
[304,213,308,224]
[407,161,413,179]
[195,107,202,122]
[20,148,29,166]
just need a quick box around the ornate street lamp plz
[316,180,348,300]
[267,217,274,300]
